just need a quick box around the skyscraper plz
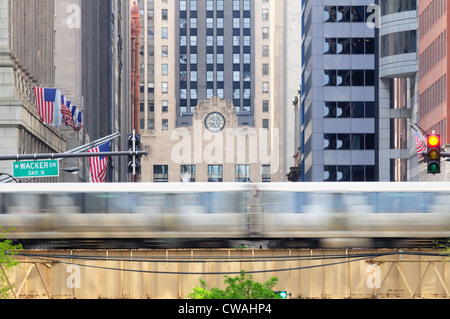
[301,0,378,182]
[137,0,301,183]
[418,0,449,180]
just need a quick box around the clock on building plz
[205,112,226,133]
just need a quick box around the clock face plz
[205,112,226,133]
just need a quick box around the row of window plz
[419,74,447,120]
[324,69,375,87]
[324,165,376,182]
[324,101,375,119]
[324,6,373,23]
[419,30,447,79]
[324,38,375,55]
[324,134,375,150]
[153,164,271,183]
[419,0,446,39]
[380,30,416,58]
[380,0,416,16]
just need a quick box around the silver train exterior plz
[0,182,449,248]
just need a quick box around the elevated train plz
[0,182,449,249]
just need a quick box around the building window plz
[262,45,269,57]
[263,100,269,112]
[324,70,375,87]
[262,82,269,93]
[181,165,196,182]
[324,101,375,118]
[162,64,168,75]
[162,45,168,57]
[208,165,223,182]
[262,9,269,20]
[263,119,269,129]
[324,165,376,182]
[262,27,269,39]
[262,165,271,182]
[154,165,169,182]
[235,165,250,182]
[323,134,375,150]
[262,64,269,76]
[162,27,168,39]
[162,9,168,20]
[162,100,168,113]
[162,119,169,130]
[162,82,168,93]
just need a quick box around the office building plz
[137,0,301,183]
[418,0,449,180]
[301,0,378,181]
[0,0,132,183]
[300,0,421,182]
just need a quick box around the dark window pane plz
[337,134,351,150]
[351,134,365,150]
[352,166,365,181]
[324,6,337,22]
[324,134,336,150]
[324,38,337,54]
[337,38,351,54]
[324,70,337,86]
[337,102,351,118]
[338,70,351,86]
[337,6,350,22]
[365,102,375,118]
[324,166,337,182]
[351,6,366,22]
[352,102,365,118]
[351,70,365,86]
[365,134,375,150]
[365,70,375,86]
[365,38,375,54]
[324,102,337,118]
[366,166,376,181]
[351,38,365,54]
[338,166,351,181]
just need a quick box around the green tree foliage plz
[0,227,22,299]
[189,270,282,299]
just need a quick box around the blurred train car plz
[0,182,449,249]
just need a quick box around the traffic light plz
[127,131,142,175]
[274,291,290,299]
[427,133,441,174]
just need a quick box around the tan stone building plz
[0,0,132,183]
[136,0,301,183]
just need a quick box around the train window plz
[4,193,43,214]
[48,193,82,214]
[263,192,307,214]
[369,192,433,213]
[82,193,134,214]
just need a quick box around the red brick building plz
[418,0,448,144]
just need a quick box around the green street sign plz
[13,160,60,178]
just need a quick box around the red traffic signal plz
[427,135,440,148]
[427,134,441,174]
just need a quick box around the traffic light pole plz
[0,151,148,162]
[421,152,450,158]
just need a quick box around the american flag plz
[61,95,75,127]
[34,87,58,125]
[250,180,262,203]
[88,141,111,183]
[414,131,426,158]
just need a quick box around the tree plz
[0,227,22,299]
[189,270,283,299]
